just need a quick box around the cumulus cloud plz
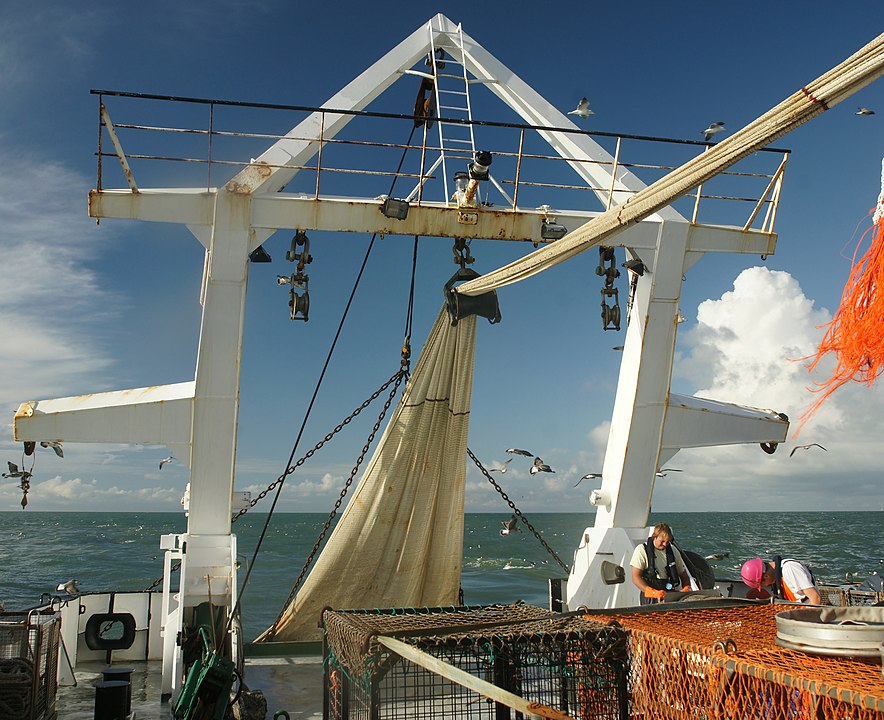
[0,474,181,512]
[657,266,884,511]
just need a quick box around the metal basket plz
[0,609,61,720]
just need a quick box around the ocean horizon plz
[3,510,882,639]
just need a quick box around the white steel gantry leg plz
[566,220,689,610]
[162,189,251,699]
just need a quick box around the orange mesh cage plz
[583,603,884,720]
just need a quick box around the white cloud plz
[0,144,121,413]
[657,266,884,511]
[0,474,181,512]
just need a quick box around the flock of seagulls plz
[503,448,555,475]
[564,98,874,140]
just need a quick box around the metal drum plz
[775,606,884,657]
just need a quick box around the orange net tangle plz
[801,158,884,427]
[583,603,884,720]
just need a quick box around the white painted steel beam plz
[662,394,789,449]
[90,189,777,255]
[14,382,194,466]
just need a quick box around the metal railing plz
[93,89,789,233]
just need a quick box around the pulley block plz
[444,268,501,327]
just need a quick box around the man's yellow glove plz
[643,587,666,600]
[681,586,692,593]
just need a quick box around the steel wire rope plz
[467,447,571,574]
[237,123,422,641]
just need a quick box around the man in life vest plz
[630,523,693,602]
[740,557,822,604]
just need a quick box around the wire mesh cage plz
[322,604,629,720]
[0,609,60,720]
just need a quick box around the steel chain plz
[467,447,571,574]
[143,368,407,592]
[231,369,405,523]
[266,368,407,637]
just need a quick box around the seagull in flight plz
[856,107,875,116]
[489,458,512,473]
[655,468,683,478]
[56,579,80,596]
[506,448,533,457]
[575,472,602,487]
[704,552,730,561]
[529,457,555,475]
[500,515,520,536]
[702,121,726,141]
[789,443,827,458]
[40,440,64,458]
[3,461,32,481]
[159,455,176,470]
[567,97,594,119]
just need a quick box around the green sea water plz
[1,511,882,639]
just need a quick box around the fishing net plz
[257,308,477,642]
[582,603,884,720]
[799,158,884,428]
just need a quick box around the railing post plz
[207,103,215,191]
[606,136,622,210]
[315,111,326,200]
[512,127,525,211]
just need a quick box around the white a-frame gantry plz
[14,13,788,694]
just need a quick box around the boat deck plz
[55,656,324,720]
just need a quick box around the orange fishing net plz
[583,603,884,720]
[800,160,884,429]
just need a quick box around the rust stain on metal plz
[14,402,36,420]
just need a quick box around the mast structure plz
[12,14,789,695]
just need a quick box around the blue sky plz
[1,1,882,514]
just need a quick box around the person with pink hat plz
[740,556,822,604]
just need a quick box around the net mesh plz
[323,604,629,720]
[583,602,884,720]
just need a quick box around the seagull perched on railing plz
[789,443,827,458]
[567,97,594,118]
[529,457,554,475]
[702,121,726,141]
[40,440,64,458]
[56,579,80,596]
[506,448,533,457]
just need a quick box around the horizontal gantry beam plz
[88,189,777,256]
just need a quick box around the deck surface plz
[55,657,324,719]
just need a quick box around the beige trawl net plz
[258,308,477,642]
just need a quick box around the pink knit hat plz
[741,557,765,589]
